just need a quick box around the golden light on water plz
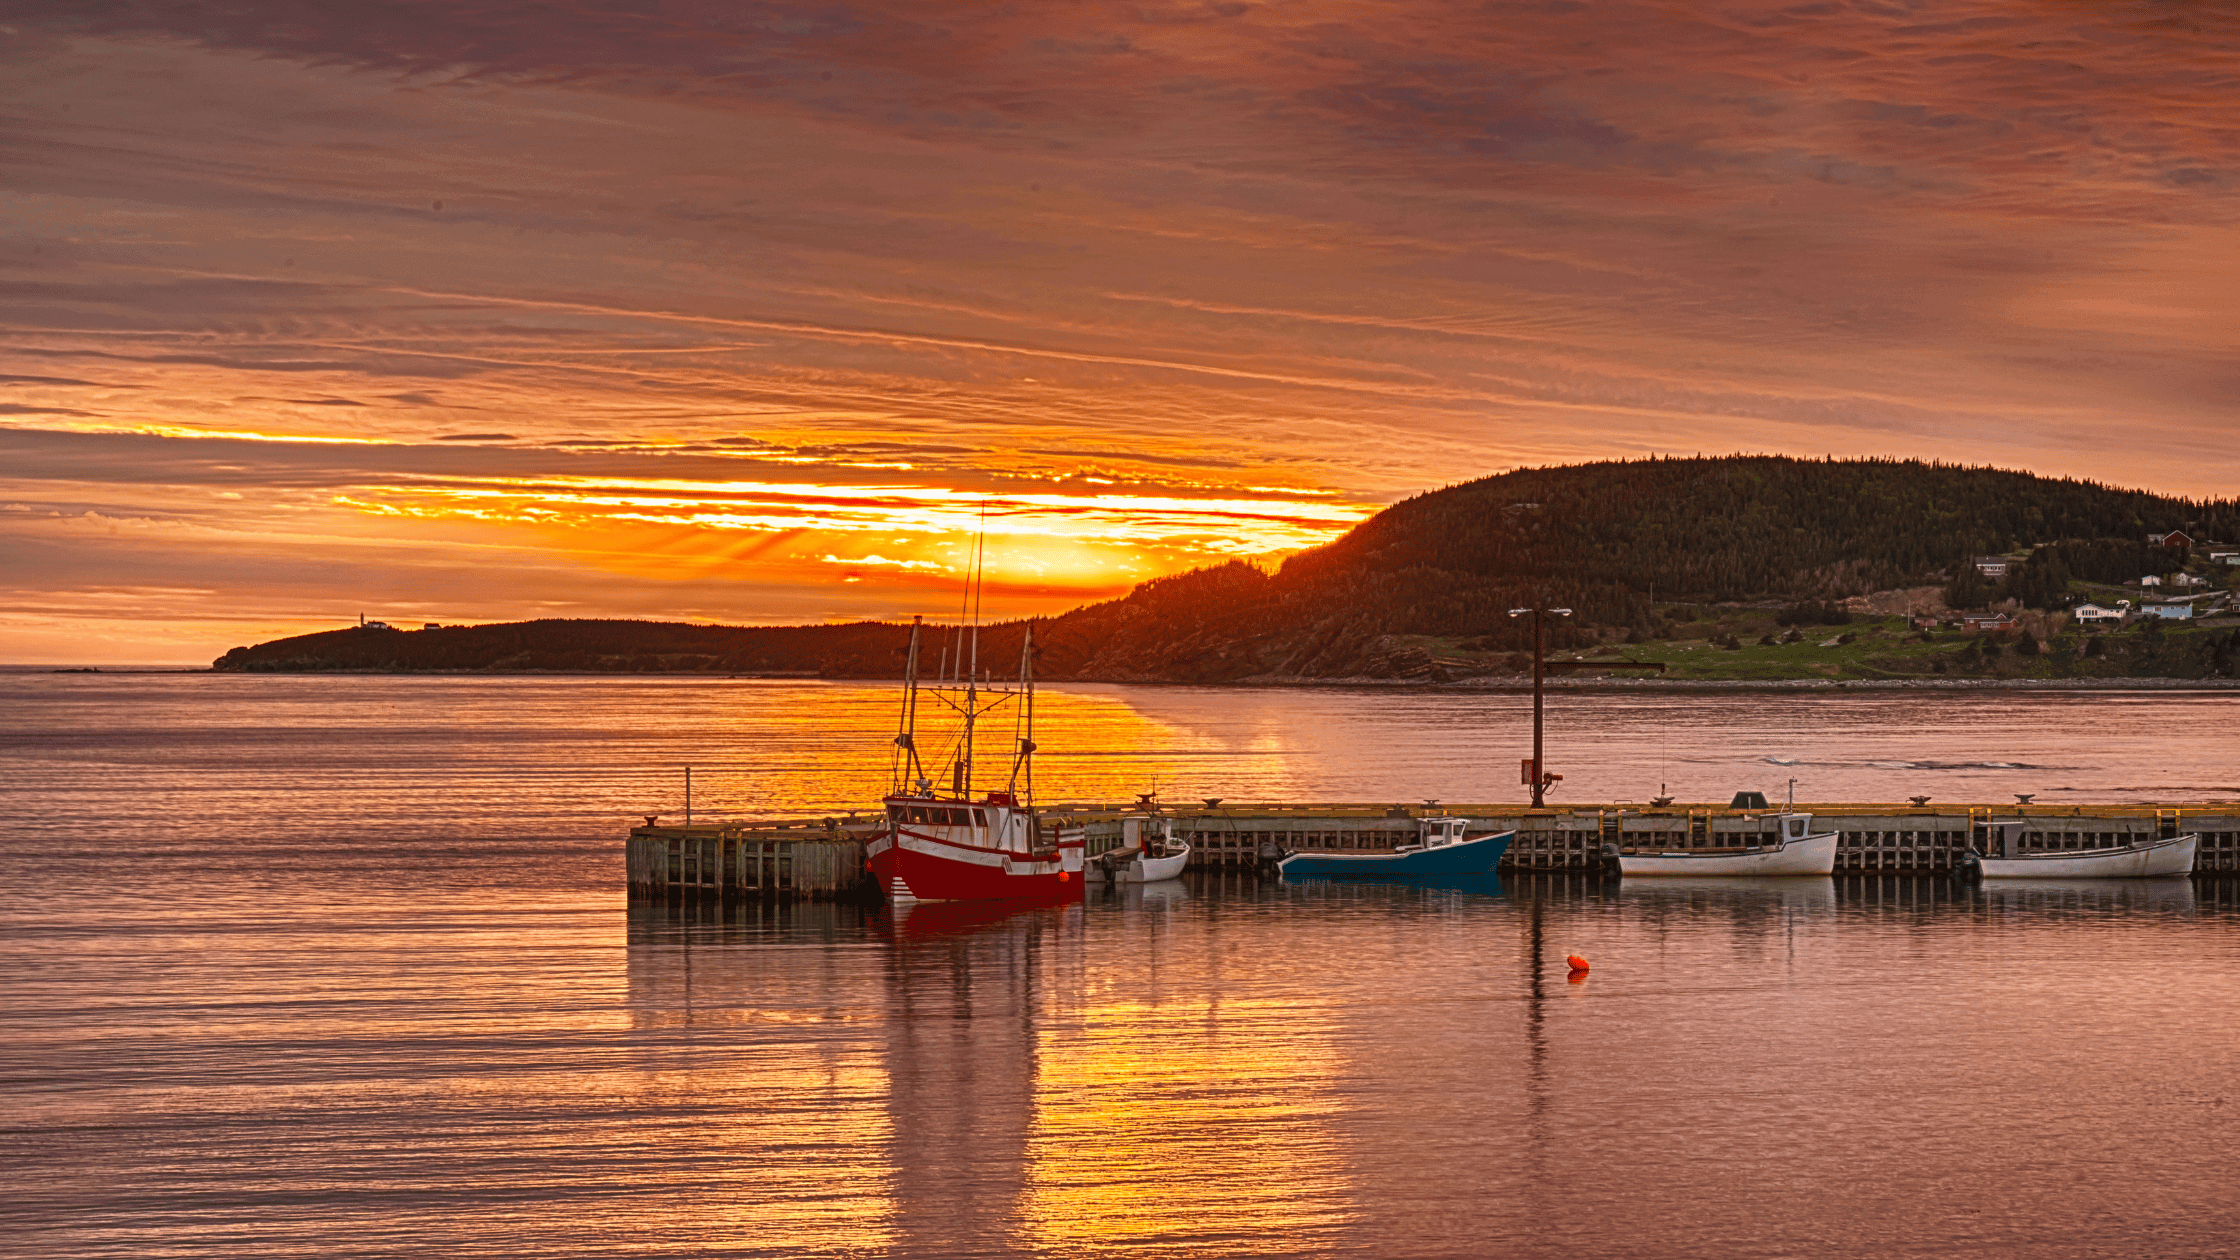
[1016,992,1354,1253]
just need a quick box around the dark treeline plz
[215,456,2239,680]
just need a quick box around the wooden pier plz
[627,802,2240,900]
[1158,802,2240,875]
[626,816,880,901]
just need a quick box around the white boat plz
[1091,819,1190,883]
[1619,812,1838,877]
[1978,832,2196,879]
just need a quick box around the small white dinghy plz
[1092,819,1191,884]
[1977,831,2197,879]
[1619,811,1838,877]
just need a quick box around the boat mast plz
[1008,621,1036,808]
[893,615,925,794]
[957,506,989,799]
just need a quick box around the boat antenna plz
[1787,777,1796,811]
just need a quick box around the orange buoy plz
[1565,953,1590,972]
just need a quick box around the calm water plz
[5,676,2240,1258]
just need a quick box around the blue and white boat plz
[1278,817,1514,877]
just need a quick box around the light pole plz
[1508,604,1573,808]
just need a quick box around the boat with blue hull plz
[1278,817,1514,877]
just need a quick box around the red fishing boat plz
[865,615,1084,903]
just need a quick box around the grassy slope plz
[1405,611,2240,682]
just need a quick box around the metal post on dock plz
[1508,603,1573,809]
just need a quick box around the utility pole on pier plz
[1508,603,1572,808]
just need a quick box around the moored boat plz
[1975,832,2196,879]
[1619,811,1838,877]
[1091,820,1191,884]
[1278,816,1514,877]
[865,617,1085,903]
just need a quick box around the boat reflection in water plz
[872,882,1357,1256]
[1279,871,1509,902]
[1618,874,1837,912]
[1975,876,2198,915]
[874,896,1078,1256]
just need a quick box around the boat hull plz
[1620,831,1838,877]
[1279,830,1513,877]
[1099,844,1191,884]
[1980,833,2196,879]
[867,827,1085,903]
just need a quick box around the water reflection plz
[1620,874,1836,912]
[625,898,902,1255]
[1278,872,1509,901]
[875,902,1078,1257]
[1975,876,2197,916]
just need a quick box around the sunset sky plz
[3,1,2235,663]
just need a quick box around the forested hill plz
[1024,456,2235,680]
[212,456,2238,680]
